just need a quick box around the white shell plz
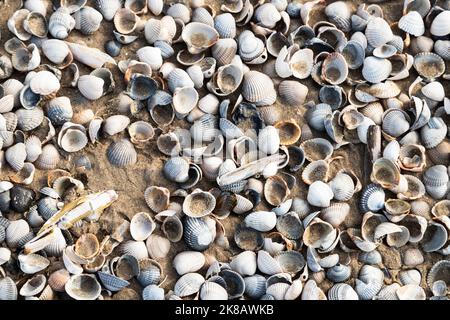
[230,251,257,276]
[77,75,104,100]
[173,251,205,275]
[244,211,277,232]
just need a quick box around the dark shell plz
[10,185,36,213]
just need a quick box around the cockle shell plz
[242,71,276,106]
[49,8,75,39]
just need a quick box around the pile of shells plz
[0,0,449,300]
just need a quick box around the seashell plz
[23,11,48,38]
[359,183,385,213]
[35,144,60,170]
[307,181,334,208]
[12,44,41,72]
[163,156,189,183]
[119,240,149,261]
[244,211,277,232]
[254,3,281,28]
[214,13,236,38]
[137,259,163,286]
[200,281,228,300]
[192,7,214,26]
[402,248,424,267]
[43,39,74,69]
[321,202,350,228]
[382,109,410,138]
[184,217,214,251]
[65,41,116,69]
[234,225,263,251]
[413,52,445,80]
[365,17,393,48]
[128,121,154,146]
[371,158,401,189]
[359,250,382,265]
[304,103,332,132]
[430,10,450,36]
[19,274,46,297]
[434,40,450,61]
[18,253,50,274]
[77,75,104,100]
[398,269,422,286]
[129,212,155,242]
[420,222,447,253]
[5,142,27,172]
[328,283,359,300]
[183,190,216,218]
[328,171,359,202]
[431,280,448,297]
[289,48,314,79]
[301,279,327,300]
[278,80,308,107]
[362,56,392,83]
[327,264,352,283]
[421,81,445,102]
[142,284,164,300]
[47,269,70,292]
[244,275,267,299]
[229,250,257,276]
[242,71,276,106]
[423,165,448,200]
[264,176,290,207]
[341,40,365,69]
[0,277,18,300]
[6,219,30,248]
[65,274,101,300]
[427,260,450,290]
[182,22,219,54]
[173,251,205,276]
[174,273,205,297]
[355,265,384,300]
[143,186,170,214]
[57,122,88,153]
[107,139,137,167]
[49,8,75,39]
[396,284,426,300]
[146,234,170,260]
[113,8,139,35]
[94,0,122,21]
[398,11,425,36]
[172,86,199,117]
[8,9,32,41]
[46,96,73,126]
[321,53,348,85]
[276,211,303,240]
[300,138,334,162]
[421,117,447,149]
[303,217,337,252]
[397,174,426,200]
[97,271,130,292]
[274,120,301,146]
[102,115,130,137]
[10,162,35,185]
[211,39,237,67]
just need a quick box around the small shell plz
[182,22,219,54]
[382,109,410,138]
[303,218,337,251]
[421,117,447,149]
[130,212,156,241]
[321,202,350,228]
[35,144,60,170]
[146,234,171,260]
[307,181,334,208]
[370,158,401,189]
[398,11,425,36]
[327,264,352,283]
[365,17,393,48]
[300,138,334,162]
[184,217,214,251]
[57,123,88,153]
[278,80,308,106]
[163,157,189,183]
[289,48,314,79]
[23,11,48,38]
[214,13,236,38]
[137,259,163,286]
[142,285,164,300]
[103,115,130,136]
[359,183,385,213]
[65,274,101,300]
[106,139,137,168]
[362,57,392,83]
[423,165,449,200]
[396,284,426,300]
[341,40,365,69]
[321,53,348,85]
[430,10,450,36]
[245,211,277,232]
[114,8,139,34]
[49,8,76,39]
[144,186,170,213]
[6,219,30,248]
[0,277,18,300]
[74,6,103,35]
[229,251,257,276]
[402,248,424,267]
[328,283,359,300]
[242,71,276,106]
[183,190,216,218]
[18,253,50,274]
[420,222,447,252]
[413,52,445,80]
[77,75,104,100]
[48,269,70,292]
[258,126,280,155]
[174,273,205,297]
[173,251,205,276]
[173,86,199,116]
[254,3,281,28]
[5,142,27,172]
[46,96,73,126]
[12,44,41,72]
[95,0,122,21]
[274,120,301,145]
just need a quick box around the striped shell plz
[106,139,137,167]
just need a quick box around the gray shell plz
[184,217,214,251]
[106,139,137,167]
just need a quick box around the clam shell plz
[423,165,449,199]
[242,71,276,106]
[321,52,348,85]
[106,139,137,167]
[77,75,104,100]
[47,96,73,126]
[245,211,277,232]
[142,285,165,300]
[289,48,314,79]
[144,186,170,213]
[278,80,308,106]
[163,156,189,183]
[305,103,332,131]
[0,277,18,300]
[214,13,236,38]
[130,212,155,241]
[35,144,60,170]
[402,248,424,267]
[244,275,267,299]
[300,138,334,162]
[65,274,101,300]
[146,234,170,260]
[365,17,393,48]
[362,56,392,83]
[420,222,447,252]
[398,11,425,36]
[95,0,122,21]
[18,253,50,274]
[73,6,103,35]
[174,251,205,276]
[307,181,334,208]
[16,107,44,131]
[184,217,214,251]
[174,273,205,297]
[5,142,27,172]
[137,259,163,286]
[182,22,219,54]
[326,264,351,283]
[103,115,130,136]
[396,284,426,300]
[359,183,385,213]
[320,202,350,228]
[413,52,445,80]
[48,269,70,292]
[65,41,116,69]
[421,117,447,149]
[328,283,358,300]
[229,250,257,276]
[430,10,450,36]
[341,40,365,69]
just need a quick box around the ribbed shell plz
[214,13,236,38]
[278,80,308,106]
[137,260,161,287]
[47,97,73,126]
[49,8,76,39]
[174,273,205,297]
[365,17,393,48]
[74,6,103,35]
[324,1,351,32]
[142,285,164,300]
[430,10,450,36]
[328,283,359,300]
[5,142,27,171]
[398,11,425,36]
[106,139,137,167]
[212,38,237,66]
[184,217,214,251]
[0,277,18,300]
[359,183,385,213]
[242,71,276,106]
[35,144,60,170]
[420,117,447,149]
[16,107,44,131]
[37,197,59,220]
[200,281,228,300]
[98,272,130,292]
[362,57,392,83]
[95,0,122,21]
[244,275,267,299]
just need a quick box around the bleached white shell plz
[77,75,104,100]
[173,251,205,275]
